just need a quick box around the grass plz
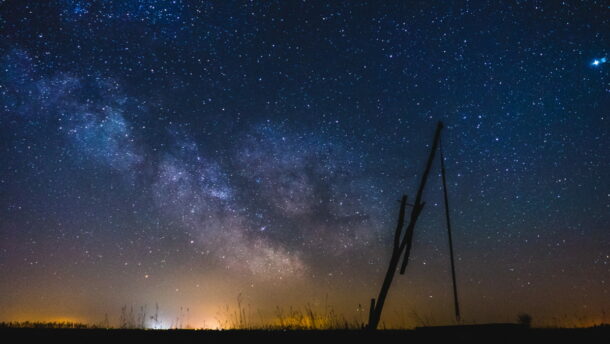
[2,299,608,331]
[0,321,93,329]
[214,295,364,330]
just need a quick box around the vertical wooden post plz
[440,136,461,322]
[368,298,376,327]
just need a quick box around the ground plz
[1,326,608,343]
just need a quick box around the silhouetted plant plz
[99,313,110,329]
[517,313,532,328]
[149,303,160,329]
[137,305,148,329]
[0,321,90,329]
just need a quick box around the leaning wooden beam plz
[399,121,443,274]
[367,195,408,329]
[367,121,444,330]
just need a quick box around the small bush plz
[517,313,532,328]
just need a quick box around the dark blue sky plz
[0,1,608,328]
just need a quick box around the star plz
[591,57,607,66]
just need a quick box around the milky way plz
[0,1,608,328]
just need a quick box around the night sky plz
[1,1,608,329]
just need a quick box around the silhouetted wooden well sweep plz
[367,120,461,329]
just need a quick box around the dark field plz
[2,325,609,343]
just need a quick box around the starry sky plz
[0,1,608,329]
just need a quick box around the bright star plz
[591,57,607,66]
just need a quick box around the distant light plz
[592,57,607,67]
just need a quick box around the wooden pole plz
[367,121,443,330]
[399,121,443,274]
[368,298,376,327]
[367,195,408,329]
[440,136,461,322]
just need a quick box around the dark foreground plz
[1,325,608,343]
